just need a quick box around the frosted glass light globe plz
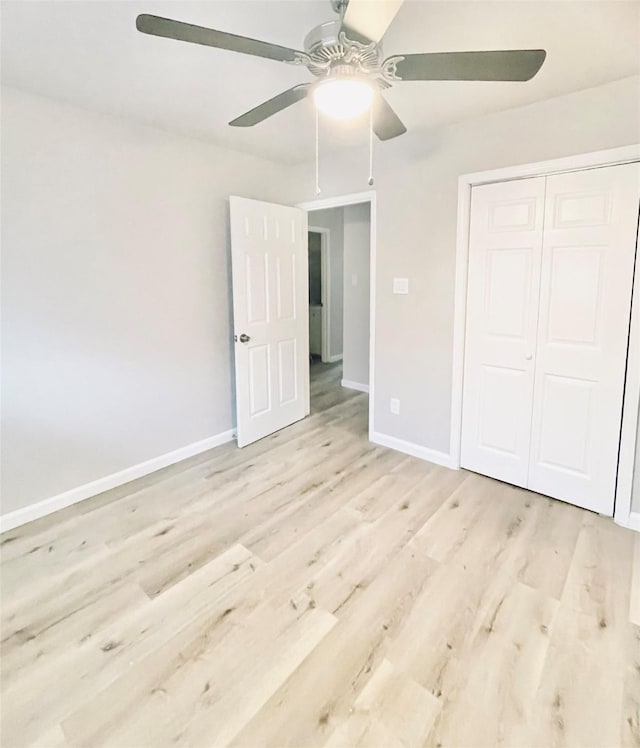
[312,78,374,120]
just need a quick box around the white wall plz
[633,409,640,514]
[308,207,344,360]
[291,76,640,455]
[342,203,370,387]
[4,76,639,520]
[0,86,297,516]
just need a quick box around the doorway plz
[305,199,373,419]
[228,191,376,448]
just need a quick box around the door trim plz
[308,226,331,363]
[298,191,376,440]
[450,145,640,530]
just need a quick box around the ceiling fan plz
[136,0,546,141]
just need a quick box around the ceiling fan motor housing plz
[301,20,382,78]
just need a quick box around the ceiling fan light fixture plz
[312,77,374,120]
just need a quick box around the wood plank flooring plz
[1,361,639,748]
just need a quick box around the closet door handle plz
[525,353,533,361]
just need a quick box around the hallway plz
[309,360,365,417]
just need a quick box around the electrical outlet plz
[390,398,400,415]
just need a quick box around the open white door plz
[230,196,309,448]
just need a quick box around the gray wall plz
[291,76,640,453]
[343,203,371,387]
[0,86,297,515]
[308,207,344,360]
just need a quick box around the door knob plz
[525,353,533,360]
[239,333,250,343]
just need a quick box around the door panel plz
[249,345,271,416]
[485,249,532,337]
[461,177,546,486]
[276,255,296,320]
[545,246,603,345]
[477,364,528,455]
[527,163,640,513]
[536,373,593,473]
[278,339,298,404]
[230,196,309,447]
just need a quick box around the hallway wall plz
[342,203,371,388]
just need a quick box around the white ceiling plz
[2,1,639,164]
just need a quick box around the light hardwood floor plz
[1,361,639,748]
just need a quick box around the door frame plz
[298,190,376,441]
[308,225,331,363]
[450,144,640,531]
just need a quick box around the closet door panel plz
[528,163,640,513]
[461,177,546,486]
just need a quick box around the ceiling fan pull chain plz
[315,108,321,195]
[368,106,374,186]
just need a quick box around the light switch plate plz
[393,278,409,294]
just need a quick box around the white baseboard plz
[616,511,640,533]
[370,431,458,470]
[0,430,236,533]
[341,379,369,394]
[328,354,343,363]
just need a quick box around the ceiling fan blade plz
[372,93,407,141]
[136,14,303,63]
[387,49,546,82]
[342,0,404,43]
[229,85,311,127]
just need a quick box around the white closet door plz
[527,163,640,514]
[461,177,546,486]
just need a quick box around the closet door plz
[461,177,546,486]
[527,163,640,514]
